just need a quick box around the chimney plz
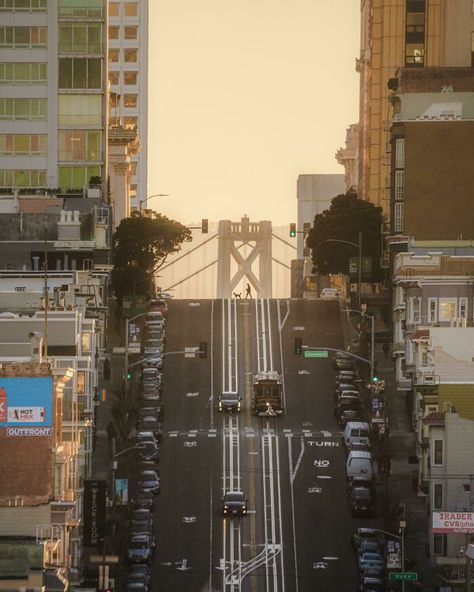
[28,332,44,363]
[57,210,81,241]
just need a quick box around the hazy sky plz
[148,1,360,226]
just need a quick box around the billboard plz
[83,479,107,547]
[0,377,53,427]
[433,511,474,534]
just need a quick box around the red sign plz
[433,511,474,534]
[0,387,7,422]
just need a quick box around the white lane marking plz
[313,460,330,467]
[189,302,200,307]
[210,299,215,429]
[233,297,239,394]
[227,298,232,392]
[288,436,300,592]
[292,326,305,331]
[176,558,191,570]
[186,392,199,397]
[169,432,178,437]
[275,433,286,590]
[209,469,214,591]
[266,297,274,371]
[322,556,339,561]
[260,298,267,372]
[308,487,322,494]
[280,299,290,331]
[221,298,226,393]
[184,441,197,447]
[290,437,305,485]
[316,475,332,480]
[313,562,328,570]
[254,299,261,373]
[298,370,311,375]
[208,433,217,438]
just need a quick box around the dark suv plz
[222,491,248,516]
[218,392,242,413]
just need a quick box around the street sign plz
[304,350,328,358]
[388,572,417,581]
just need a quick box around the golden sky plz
[148,1,360,226]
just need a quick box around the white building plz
[296,174,345,259]
[108,0,148,209]
[0,0,108,192]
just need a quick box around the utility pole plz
[43,228,48,358]
[358,231,362,310]
[400,503,406,592]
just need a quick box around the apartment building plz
[0,0,108,192]
[108,0,148,210]
[388,67,474,239]
[358,0,474,214]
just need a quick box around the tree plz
[111,211,191,302]
[305,191,383,281]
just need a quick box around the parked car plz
[334,383,358,400]
[137,418,163,442]
[222,491,248,517]
[348,483,377,517]
[137,431,158,447]
[150,299,168,317]
[138,405,164,422]
[125,582,148,592]
[346,450,373,482]
[131,492,155,512]
[142,356,163,370]
[137,442,159,461]
[127,564,151,587]
[357,575,385,591]
[127,534,155,564]
[333,352,357,370]
[138,470,161,494]
[320,287,340,299]
[352,528,384,551]
[358,551,384,572]
[130,520,153,535]
[343,422,370,449]
[156,291,173,300]
[336,407,362,427]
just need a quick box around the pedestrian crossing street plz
[167,427,343,439]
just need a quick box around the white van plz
[343,421,370,449]
[346,450,373,481]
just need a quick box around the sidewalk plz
[340,307,439,590]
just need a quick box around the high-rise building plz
[108,0,148,210]
[0,0,108,192]
[357,0,474,214]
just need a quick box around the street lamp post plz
[138,193,170,212]
[343,307,375,380]
[111,444,138,507]
[326,231,362,309]
[124,311,158,394]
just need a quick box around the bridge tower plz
[216,216,272,298]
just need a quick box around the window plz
[394,202,404,232]
[124,116,138,130]
[124,26,138,40]
[59,165,100,190]
[59,58,102,89]
[463,483,471,493]
[433,533,445,555]
[406,12,425,33]
[0,0,47,10]
[0,134,46,156]
[406,43,425,66]
[460,297,468,319]
[108,26,119,40]
[0,26,47,48]
[394,170,404,201]
[428,298,437,323]
[124,2,138,16]
[77,371,86,395]
[108,49,119,62]
[109,2,119,17]
[58,130,101,161]
[124,49,137,62]
[439,298,457,322]
[59,95,102,125]
[472,32,474,67]
[0,169,46,187]
[0,98,47,120]
[130,183,137,199]
[0,62,47,84]
[124,94,137,108]
[395,138,405,168]
[130,161,137,176]
[108,71,119,85]
[59,0,102,17]
[433,483,443,510]
[433,439,443,466]
[59,24,102,53]
[123,71,137,85]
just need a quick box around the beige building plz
[358,0,474,214]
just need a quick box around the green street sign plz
[304,350,328,358]
[388,572,417,581]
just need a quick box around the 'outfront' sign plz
[433,512,474,534]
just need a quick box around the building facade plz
[108,0,148,210]
[358,0,474,214]
[0,0,108,192]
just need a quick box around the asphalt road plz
[154,298,378,592]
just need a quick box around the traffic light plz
[290,223,296,237]
[294,337,303,355]
[199,341,207,359]
[126,368,132,380]
[201,219,208,234]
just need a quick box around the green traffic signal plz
[127,370,132,380]
[289,223,296,237]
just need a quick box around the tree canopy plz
[305,191,383,281]
[111,211,192,302]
